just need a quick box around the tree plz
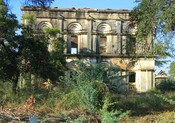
[0,0,65,93]
[131,0,175,66]
[17,16,66,91]
[24,0,55,7]
[0,0,19,92]
[169,62,175,80]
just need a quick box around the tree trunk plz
[12,71,19,94]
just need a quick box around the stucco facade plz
[21,7,155,92]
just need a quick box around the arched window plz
[67,22,82,54]
[97,23,111,54]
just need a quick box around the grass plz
[121,111,175,123]
[114,91,174,116]
[1,79,175,122]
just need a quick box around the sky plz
[7,0,169,74]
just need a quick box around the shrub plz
[156,79,175,92]
[56,61,128,121]
[115,92,172,115]
[58,61,129,109]
[100,98,129,123]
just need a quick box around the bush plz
[0,82,17,105]
[115,92,173,115]
[55,61,128,121]
[0,61,129,122]
[156,79,175,92]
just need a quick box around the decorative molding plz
[67,22,82,33]
[37,21,53,30]
[97,23,111,34]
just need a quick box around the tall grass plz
[3,63,175,122]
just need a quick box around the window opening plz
[99,36,107,54]
[129,72,136,83]
[126,36,136,55]
[71,35,78,54]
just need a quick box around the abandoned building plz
[21,6,155,92]
[155,70,168,84]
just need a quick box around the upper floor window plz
[71,35,78,54]
[99,35,107,54]
[97,23,111,54]
[67,22,82,54]
[126,36,136,55]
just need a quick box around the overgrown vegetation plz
[0,62,129,122]
[156,79,175,92]
[1,62,175,122]
[1,0,175,122]
[2,75,175,122]
[131,0,175,66]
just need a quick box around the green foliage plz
[0,82,14,105]
[155,93,175,106]
[0,0,19,92]
[71,116,87,123]
[116,92,172,115]
[100,98,129,123]
[0,0,18,38]
[44,27,60,37]
[169,62,175,79]
[0,8,65,92]
[57,62,128,121]
[22,14,36,27]
[155,92,175,122]
[18,83,61,108]
[45,27,66,81]
[131,0,175,65]
[0,81,61,108]
[131,0,157,40]
[59,61,126,110]
[156,79,175,92]
[0,61,128,122]
[21,15,66,81]
[131,0,175,40]
[59,72,102,111]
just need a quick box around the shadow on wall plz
[79,47,96,55]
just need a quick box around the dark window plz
[129,72,136,83]
[126,36,136,55]
[99,36,107,54]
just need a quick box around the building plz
[155,70,168,84]
[21,6,155,92]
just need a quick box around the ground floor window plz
[129,72,136,83]
[129,72,136,90]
